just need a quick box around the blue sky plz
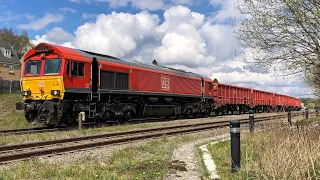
[0,0,313,98]
[0,0,221,39]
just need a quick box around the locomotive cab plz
[16,44,67,126]
[22,57,65,100]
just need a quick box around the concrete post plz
[288,111,292,126]
[249,110,254,133]
[306,108,309,120]
[78,112,85,130]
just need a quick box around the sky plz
[0,0,313,98]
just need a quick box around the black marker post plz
[230,120,240,173]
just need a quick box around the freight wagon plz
[212,82,302,115]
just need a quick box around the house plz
[0,40,21,81]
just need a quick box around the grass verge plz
[0,128,227,179]
[206,121,320,179]
[0,94,38,130]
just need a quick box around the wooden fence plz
[0,80,21,94]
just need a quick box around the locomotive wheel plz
[46,124,57,128]
[183,108,193,118]
[25,111,37,124]
[118,110,134,124]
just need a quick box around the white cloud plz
[153,6,214,68]
[154,22,213,67]
[97,0,165,10]
[156,5,204,37]
[73,11,160,57]
[0,12,20,22]
[59,7,77,14]
[82,13,99,19]
[0,12,36,22]
[131,0,165,11]
[97,0,129,7]
[23,13,36,20]
[17,13,64,30]
[69,0,81,3]
[32,27,74,45]
[209,0,248,23]
[46,27,74,43]
[30,4,311,97]
[200,22,240,62]
[85,0,192,10]
[170,0,192,5]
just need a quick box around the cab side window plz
[66,61,85,77]
[208,82,213,90]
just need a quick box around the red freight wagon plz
[212,82,302,115]
[213,82,252,115]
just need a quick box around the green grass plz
[205,121,320,179]
[0,94,38,130]
[0,129,226,179]
[294,117,319,126]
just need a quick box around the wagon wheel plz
[206,108,212,117]
[214,110,219,116]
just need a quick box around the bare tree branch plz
[235,0,320,95]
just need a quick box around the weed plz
[206,124,320,179]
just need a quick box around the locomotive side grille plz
[100,71,115,89]
[116,72,128,90]
[100,71,129,90]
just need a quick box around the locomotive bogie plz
[16,99,64,126]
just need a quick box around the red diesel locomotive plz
[16,43,302,127]
[16,43,214,126]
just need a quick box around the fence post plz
[9,81,12,93]
[230,120,240,173]
[249,110,254,133]
[305,108,309,120]
[288,110,292,126]
[78,112,85,130]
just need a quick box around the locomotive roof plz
[29,42,210,79]
[74,49,208,79]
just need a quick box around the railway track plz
[0,111,307,136]
[0,111,309,164]
[0,126,72,136]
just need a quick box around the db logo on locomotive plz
[38,81,45,87]
[161,75,170,91]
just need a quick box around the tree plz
[235,0,320,92]
[0,27,34,59]
[152,59,159,66]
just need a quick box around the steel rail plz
[0,112,302,152]
[0,111,309,164]
[0,111,305,136]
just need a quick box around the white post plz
[9,81,12,93]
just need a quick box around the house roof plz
[0,39,11,49]
[0,40,21,65]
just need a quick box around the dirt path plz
[164,133,230,180]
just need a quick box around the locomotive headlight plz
[22,90,31,96]
[51,90,60,96]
